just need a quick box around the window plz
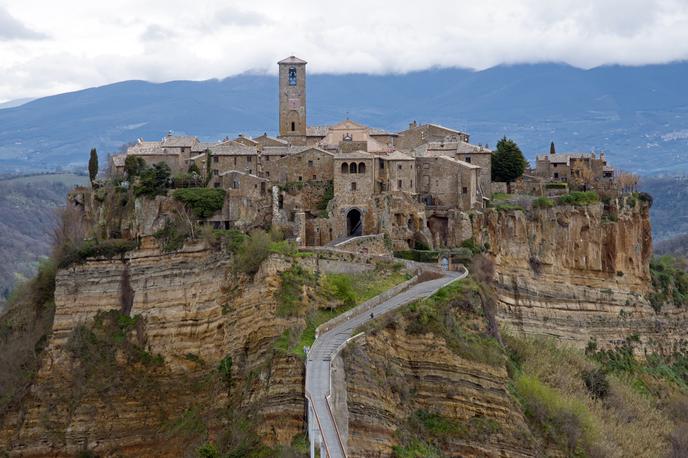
[265,171,270,177]
[341,162,349,174]
[247,156,252,163]
[465,157,471,163]
[554,172,559,179]
[398,164,402,170]
[398,179,403,189]
[298,176,303,181]
[351,182,357,191]
[312,174,317,180]
[308,160,313,167]
[288,67,297,86]
[358,162,366,174]
[213,156,219,163]
[410,179,413,188]
[213,169,219,176]
[248,169,252,174]
[349,163,357,173]
[265,156,270,161]
[462,187,468,194]
[233,180,239,189]
[260,182,266,194]
[553,163,558,168]
[291,122,295,132]
[234,157,237,166]
[379,159,385,169]
[214,182,220,188]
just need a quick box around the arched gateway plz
[346,209,362,236]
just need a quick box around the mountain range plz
[1,62,688,175]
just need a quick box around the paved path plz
[305,267,467,458]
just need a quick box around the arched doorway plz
[347,209,362,236]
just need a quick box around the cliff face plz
[0,247,306,456]
[472,200,686,349]
[338,284,541,458]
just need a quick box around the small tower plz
[278,56,307,144]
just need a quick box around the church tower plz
[278,56,307,144]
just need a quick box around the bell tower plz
[278,56,307,144]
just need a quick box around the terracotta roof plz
[191,142,215,153]
[278,55,307,65]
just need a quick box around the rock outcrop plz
[0,246,306,456]
[472,199,688,350]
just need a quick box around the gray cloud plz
[0,6,47,40]
[213,6,272,27]
[140,24,177,42]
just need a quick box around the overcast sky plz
[1,0,688,102]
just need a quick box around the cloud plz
[0,6,47,40]
[1,0,688,102]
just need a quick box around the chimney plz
[409,120,417,129]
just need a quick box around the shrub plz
[197,442,220,458]
[460,238,482,255]
[393,250,440,263]
[514,373,597,455]
[545,182,567,189]
[59,239,138,268]
[558,191,599,206]
[233,230,272,276]
[218,354,233,391]
[153,221,188,253]
[317,180,334,216]
[172,187,225,218]
[275,265,317,316]
[124,155,146,177]
[649,255,688,310]
[211,229,246,254]
[133,162,171,197]
[583,368,609,399]
[533,196,555,208]
[322,274,356,308]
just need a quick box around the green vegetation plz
[491,137,527,186]
[491,192,509,201]
[533,196,555,208]
[232,230,273,276]
[208,229,246,254]
[493,202,524,212]
[394,250,440,263]
[88,148,98,184]
[58,238,138,268]
[558,191,599,206]
[124,155,146,177]
[317,180,334,217]
[274,267,410,359]
[392,438,442,458]
[154,220,189,252]
[545,182,567,189]
[172,188,226,218]
[648,255,688,311]
[133,162,171,197]
[402,280,504,367]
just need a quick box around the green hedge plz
[59,239,138,268]
[558,191,599,206]
[172,188,225,218]
[394,250,440,263]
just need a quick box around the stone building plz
[416,156,481,209]
[206,142,259,187]
[212,170,271,229]
[416,140,493,196]
[396,122,469,150]
[378,150,416,193]
[535,151,614,187]
[273,147,334,183]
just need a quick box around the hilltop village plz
[108,56,617,251]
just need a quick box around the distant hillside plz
[640,176,688,242]
[1,63,688,174]
[0,174,88,311]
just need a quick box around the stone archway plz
[347,208,362,236]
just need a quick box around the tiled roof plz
[111,153,126,167]
[191,142,215,153]
[219,170,269,181]
[335,150,374,159]
[208,142,257,156]
[278,55,307,65]
[383,150,414,161]
[161,135,198,148]
[369,127,398,136]
[261,145,311,156]
[306,126,329,137]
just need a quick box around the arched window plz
[358,162,366,174]
[288,67,297,86]
[349,162,357,174]
[341,162,349,174]
[291,121,295,132]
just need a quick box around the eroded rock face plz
[0,249,306,457]
[472,201,688,349]
[340,319,537,457]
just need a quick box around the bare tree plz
[52,205,86,262]
[616,171,639,194]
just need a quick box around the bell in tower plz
[278,56,307,144]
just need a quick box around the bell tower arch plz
[278,56,307,144]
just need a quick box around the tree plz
[88,148,99,184]
[491,137,528,192]
[124,155,146,178]
[550,141,556,155]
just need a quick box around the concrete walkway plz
[305,266,467,458]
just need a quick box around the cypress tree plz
[88,148,99,185]
[550,141,556,155]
